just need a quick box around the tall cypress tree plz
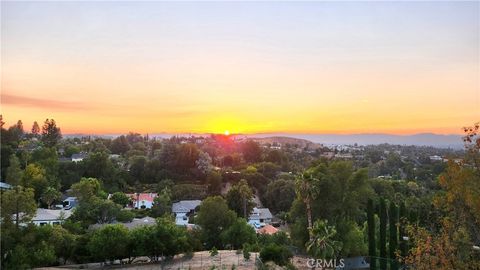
[399,201,408,258]
[367,199,376,270]
[379,198,387,270]
[389,202,398,270]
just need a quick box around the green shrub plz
[210,247,218,257]
[116,210,135,222]
[259,243,292,266]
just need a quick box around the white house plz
[127,193,157,209]
[71,153,88,162]
[0,182,12,190]
[31,208,72,226]
[172,200,201,226]
[248,207,273,228]
[62,197,78,210]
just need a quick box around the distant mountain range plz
[65,132,465,149]
[243,133,464,149]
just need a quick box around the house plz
[0,182,12,190]
[127,193,157,209]
[172,200,201,226]
[89,217,156,230]
[31,208,72,226]
[248,207,273,228]
[58,157,72,163]
[320,152,335,159]
[71,152,88,162]
[62,197,78,210]
[335,153,353,159]
[257,224,278,235]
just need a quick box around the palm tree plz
[306,219,343,259]
[295,172,319,237]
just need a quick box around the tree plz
[206,171,222,195]
[295,172,319,236]
[30,147,59,186]
[82,152,115,182]
[379,198,387,270]
[110,192,131,207]
[71,177,102,202]
[116,209,135,222]
[22,164,49,201]
[31,121,40,136]
[241,140,262,163]
[71,197,120,225]
[389,201,398,270]
[153,217,189,257]
[176,143,200,172]
[16,120,24,136]
[130,217,189,261]
[221,218,257,249]
[41,187,61,209]
[341,221,367,257]
[367,199,377,270]
[259,243,292,266]
[128,155,147,183]
[196,151,213,175]
[151,188,172,217]
[41,119,62,147]
[264,179,296,214]
[88,224,130,264]
[48,225,77,264]
[306,219,343,259]
[110,135,131,154]
[399,201,408,258]
[3,227,57,269]
[196,196,237,248]
[0,186,37,227]
[404,219,479,269]
[6,154,23,186]
[402,123,480,269]
[94,199,122,224]
[226,179,254,218]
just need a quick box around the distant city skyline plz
[2,1,479,135]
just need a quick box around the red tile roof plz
[257,224,279,235]
[127,193,157,202]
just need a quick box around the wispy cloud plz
[1,94,92,111]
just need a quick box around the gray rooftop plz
[172,200,201,213]
[71,153,88,159]
[0,182,12,189]
[33,208,73,221]
[249,207,273,220]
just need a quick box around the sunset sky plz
[1,1,479,135]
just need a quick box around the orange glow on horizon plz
[1,2,478,136]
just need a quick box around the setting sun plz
[224,130,230,136]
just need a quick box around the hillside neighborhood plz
[1,118,478,270]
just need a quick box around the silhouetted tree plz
[31,121,40,136]
[41,119,62,147]
[367,199,376,270]
[379,198,387,270]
